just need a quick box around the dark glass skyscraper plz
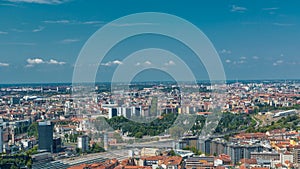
[38,121,53,152]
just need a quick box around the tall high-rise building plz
[226,143,263,164]
[52,137,62,153]
[293,149,300,165]
[38,121,53,152]
[10,97,20,105]
[210,138,227,156]
[103,133,108,151]
[108,108,118,119]
[199,138,212,155]
[77,135,89,152]
[0,127,3,153]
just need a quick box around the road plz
[125,139,174,148]
[252,116,260,129]
[32,139,178,169]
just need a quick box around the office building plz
[178,136,198,150]
[103,133,108,151]
[226,142,263,164]
[185,156,214,169]
[0,127,3,153]
[210,138,227,156]
[78,135,89,152]
[293,149,300,165]
[38,121,53,152]
[108,108,118,119]
[251,152,280,161]
[52,137,62,153]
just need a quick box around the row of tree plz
[106,111,254,138]
[0,154,32,169]
[75,143,105,154]
[106,112,178,138]
[247,115,300,133]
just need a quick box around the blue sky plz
[0,0,300,83]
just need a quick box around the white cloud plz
[262,7,279,15]
[5,0,69,4]
[272,23,295,26]
[43,20,70,24]
[32,26,44,32]
[112,60,123,65]
[27,58,44,65]
[233,60,246,64]
[0,62,9,67]
[43,20,103,25]
[263,7,279,14]
[60,38,80,44]
[101,60,123,66]
[219,49,231,54]
[286,61,298,65]
[231,5,247,12]
[238,60,245,64]
[0,3,19,7]
[262,7,279,11]
[81,21,103,25]
[252,56,259,60]
[164,60,176,66]
[144,61,152,65]
[48,59,65,65]
[135,61,153,66]
[0,31,8,35]
[101,62,112,66]
[273,60,284,66]
[11,28,24,32]
[26,58,66,67]
[240,56,247,60]
[111,22,157,27]
[225,59,231,63]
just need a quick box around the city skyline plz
[2,1,300,169]
[0,0,300,83]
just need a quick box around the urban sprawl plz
[1,81,300,169]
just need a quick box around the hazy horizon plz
[1,0,300,83]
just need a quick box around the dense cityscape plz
[0,81,300,168]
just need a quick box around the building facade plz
[38,121,53,152]
[77,135,89,152]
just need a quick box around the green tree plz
[28,122,38,138]
[10,165,18,169]
[64,133,69,141]
[90,143,105,153]
[169,149,176,156]
[26,160,32,168]
[134,132,143,138]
